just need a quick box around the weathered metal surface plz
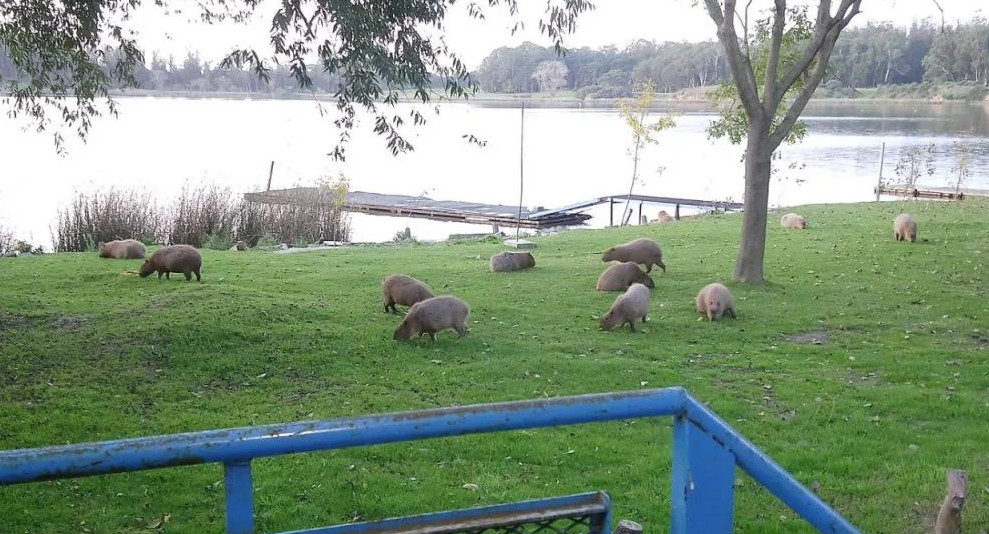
[225,461,254,534]
[529,194,743,219]
[876,185,989,200]
[683,392,861,534]
[0,387,863,534]
[0,389,686,485]
[280,492,610,534]
[671,415,735,533]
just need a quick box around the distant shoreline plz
[107,88,981,110]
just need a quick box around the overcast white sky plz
[131,0,985,69]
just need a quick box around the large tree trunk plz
[734,124,773,284]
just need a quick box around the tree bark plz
[734,123,773,284]
[934,469,966,534]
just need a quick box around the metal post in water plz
[515,101,525,246]
[876,142,885,201]
[266,161,275,191]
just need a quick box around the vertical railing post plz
[224,460,254,534]
[671,414,736,533]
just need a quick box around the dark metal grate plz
[459,515,597,534]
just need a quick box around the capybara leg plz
[645,263,652,273]
[195,268,201,281]
[157,271,164,280]
[165,272,170,279]
[385,300,395,313]
[429,332,437,343]
[726,307,737,319]
[184,269,192,281]
[627,321,636,332]
[641,315,648,323]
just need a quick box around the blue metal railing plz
[0,388,861,533]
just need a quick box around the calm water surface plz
[1,98,987,247]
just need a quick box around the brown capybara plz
[490,251,535,272]
[393,296,470,342]
[98,239,146,259]
[139,245,202,281]
[596,262,655,291]
[780,213,807,229]
[382,274,434,313]
[601,283,650,332]
[893,213,917,242]
[657,210,673,223]
[602,237,666,273]
[696,283,736,322]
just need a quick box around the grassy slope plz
[1,200,987,533]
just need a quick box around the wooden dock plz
[243,188,741,229]
[243,189,592,229]
[876,185,989,200]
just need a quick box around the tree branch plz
[762,0,786,117]
[770,1,861,148]
[703,0,762,119]
[774,0,860,108]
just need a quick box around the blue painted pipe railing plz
[0,388,861,533]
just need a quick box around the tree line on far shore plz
[2,19,985,100]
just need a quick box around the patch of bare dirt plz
[0,310,28,332]
[48,314,91,333]
[783,330,829,345]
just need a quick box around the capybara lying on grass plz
[99,239,145,259]
[393,296,470,342]
[602,237,666,273]
[490,251,535,272]
[596,262,655,291]
[139,245,202,281]
[382,274,434,313]
[780,213,807,229]
[696,283,736,321]
[657,210,673,223]
[601,283,650,332]
[893,213,917,242]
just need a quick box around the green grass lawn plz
[1,200,987,533]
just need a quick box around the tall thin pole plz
[875,142,886,201]
[516,100,525,245]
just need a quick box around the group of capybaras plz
[96,210,920,342]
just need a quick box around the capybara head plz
[602,247,617,263]
[393,318,415,341]
[138,260,154,278]
[636,271,655,289]
[600,310,620,330]
[706,300,725,321]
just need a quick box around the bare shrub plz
[0,226,13,254]
[235,176,351,246]
[169,184,235,248]
[54,189,164,252]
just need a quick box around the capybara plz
[230,240,248,251]
[139,245,202,281]
[393,296,470,342]
[602,238,666,273]
[490,251,535,272]
[596,262,655,291]
[780,213,807,229]
[601,283,650,332]
[657,210,673,223]
[98,239,145,259]
[382,274,434,313]
[696,283,736,322]
[893,213,917,242]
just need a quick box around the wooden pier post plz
[266,161,275,191]
[637,202,643,225]
[675,204,681,221]
[610,199,616,227]
[875,142,885,202]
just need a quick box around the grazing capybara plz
[696,283,736,322]
[382,274,434,313]
[657,210,673,223]
[893,213,917,242]
[602,238,666,273]
[139,245,202,281]
[98,239,145,259]
[780,213,807,229]
[601,283,650,332]
[393,296,470,342]
[596,262,655,291]
[490,251,535,272]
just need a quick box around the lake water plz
[1,97,987,248]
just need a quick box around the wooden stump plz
[934,469,967,534]
[615,519,642,534]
